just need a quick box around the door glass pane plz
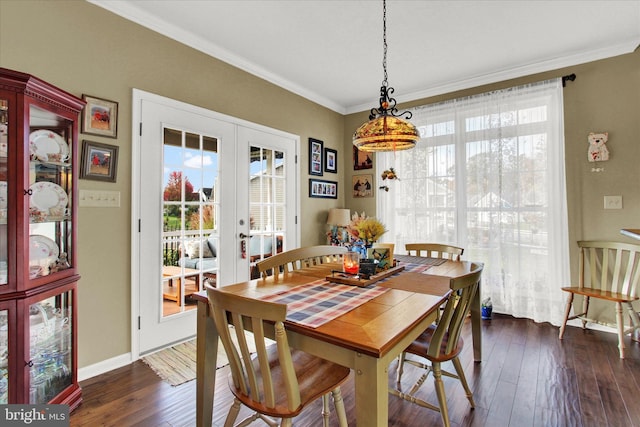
[29,290,73,404]
[162,128,218,317]
[248,146,285,277]
[0,99,7,287]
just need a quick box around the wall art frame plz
[352,174,374,198]
[309,137,323,176]
[353,146,373,170]
[80,140,119,182]
[82,94,118,138]
[324,148,337,173]
[309,178,338,199]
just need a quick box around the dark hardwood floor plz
[70,314,640,427]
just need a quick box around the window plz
[378,79,570,325]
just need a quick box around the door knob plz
[239,233,249,239]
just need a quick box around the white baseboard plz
[78,353,133,382]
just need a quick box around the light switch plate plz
[79,190,121,207]
[604,195,622,210]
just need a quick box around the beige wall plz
[1,0,638,369]
[0,1,345,367]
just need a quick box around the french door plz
[132,90,298,355]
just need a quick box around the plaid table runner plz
[399,256,447,274]
[260,279,389,328]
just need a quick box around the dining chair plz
[256,245,347,279]
[405,243,464,261]
[559,240,640,359]
[206,284,350,427]
[390,262,483,427]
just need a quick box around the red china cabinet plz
[0,67,84,409]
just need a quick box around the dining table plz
[193,254,482,427]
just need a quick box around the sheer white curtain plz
[378,79,570,325]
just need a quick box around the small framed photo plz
[309,178,337,199]
[353,146,373,170]
[324,148,337,173]
[309,138,323,176]
[82,94,118,138]
[353,174,374,198]
[80,140,119,182]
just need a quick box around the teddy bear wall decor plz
[587,132,609,172]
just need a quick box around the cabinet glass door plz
[28,289,73,404]
[28,105,73,281]
[0,98,7,288]
[0,305,8,404]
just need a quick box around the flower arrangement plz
[347,212,387,245]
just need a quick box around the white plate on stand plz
[29,182,68,216]
[29,130,69,162]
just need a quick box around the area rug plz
[142,330,260,386]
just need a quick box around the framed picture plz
[82,94,118,138]
[324,148,337,173]
[309,178,337,199]
[352,174,373,198]
[353,146,373,170]
[309,138,323,176]
[80,140,119,182]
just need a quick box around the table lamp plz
[326,208,351,246]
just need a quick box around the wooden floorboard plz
[70,314,640,426]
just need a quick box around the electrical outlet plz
[604,195,622,210]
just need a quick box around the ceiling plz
[90,0,640,114]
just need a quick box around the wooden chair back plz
[428,262,483,359]
[578,240,640,297]
[405,243,464,261]
[256,245,347,278]
[207,285,299,412]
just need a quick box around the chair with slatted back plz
[390,262,483,427]
[405,243,464,261]
[256,245,347,279]
[206,284,350,427]
[559,241,640,359]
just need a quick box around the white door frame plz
[130,89,300,359]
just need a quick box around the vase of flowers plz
[346,212,387,257]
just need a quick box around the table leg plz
[471,283,482,362]
[196,300,218,427]
[354,353,388,426]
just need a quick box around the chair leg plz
[396,352,406,383]
[451,356,475,408]
[559,292,574,339]
[331,387,348,427]
[616,302,626,359]
[432,362,451,427]
[321,394,330,427]
[581,296,590,329]
[224,398,242,427]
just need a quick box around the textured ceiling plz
[90,0,640,114]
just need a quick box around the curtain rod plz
[562,73,576,87]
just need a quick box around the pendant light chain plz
[382,0,388,88]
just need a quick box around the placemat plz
[260,279,389,328]
[398,256,447,274]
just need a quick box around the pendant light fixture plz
[353,0,419,152]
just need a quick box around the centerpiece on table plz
[346,212,390,273]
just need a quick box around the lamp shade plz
[327,208,351,226]
[353,114,419,152]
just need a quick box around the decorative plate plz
[29,129,69,162]
[29,181,68,215]
[0,181,6,209]
[29,235,59,264]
